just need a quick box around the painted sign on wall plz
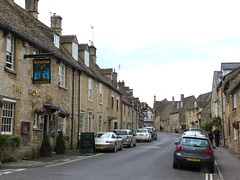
[33,58,51,84]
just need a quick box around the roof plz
[221,63,240,71]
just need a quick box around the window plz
[234,128,237,140]
[59,64,66,88]
[1,100,15,135]
[233,93,237,109]
[79,113,85,133]
[6,35,14,69]
[189,112,191,120]
[58,117,66,134]
[72,43,78,60]
[111,95,114,109]
[128,106,130,117]
[99,114,103,132]
[54,34,59,48]
[216,102,220,116]
[99,83,103,104]
[88,111,93,132]
[85,51,89,67]
[88,78,93,101]
[181,102,183,107]
[33,113,38,128]
[116,98,119,111]
[177,103,179,108]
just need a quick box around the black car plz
[173,134,215,173]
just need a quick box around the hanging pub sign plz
[33,58,51,84]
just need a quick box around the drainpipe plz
[132,107,134,132]
[71,68,75,149]
[77,70,81,149]
[221,82,225,146]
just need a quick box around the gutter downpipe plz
[120,95,123,129]
[77,70,81,149]
[221,81,225,146]
[71,68,75,149]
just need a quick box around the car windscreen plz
[95,133,111,138]
[137,129,147,133]
[114,131,127,135]
[180,138,209,147]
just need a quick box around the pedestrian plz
[213,127,221,148]
[208,130,214,145]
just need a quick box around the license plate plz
[95,145,103,148]
[187,157,200,162]
[139,134,144,136]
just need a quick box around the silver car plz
[173,134,215,173]
[95,132,123,152]
[113,129,137,148]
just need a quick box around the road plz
[1,132,219,180]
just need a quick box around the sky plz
[15,0,240,107]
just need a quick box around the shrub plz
[41,133,51,149]
[56,130,65,147]
[201,121,213,131]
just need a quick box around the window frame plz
[1,99,15,135]
[79,113,85,133]
[58,117,66,134]
[99,83,103,104]
[6,35,15,70]
[233,93,237,109]
[98,114,103,132]
[72,43,78,60]
[88,78,93,101]
[54,33,59,48]
[59,63,66,88]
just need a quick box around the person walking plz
[213,127,221,148]
[208,130,214,145]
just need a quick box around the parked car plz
[189,128,203,133]
[135,129,152,142]
[173,134,215,173]
[145,127,157,140]
[182,131,205,137]
[113,129,136,148]
[95,132,123,152]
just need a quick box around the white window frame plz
[88,111,93,132]
[99,114,103,132]
[234,128,237,140]
[116,98,119,111]
[1,99,15,135]
[58,117,66,134]
[111,95,114,109]
[189,112,191,120]
[72,43,78,60]
[54,34,59,48]
[99,83,103,104]
[79,113,85,133]
[33,113,38,128]
[88,78,93,101]
[85,51,89,67]
[233,93,237,109]
[59,64,66,88]
[181,102,183,107]
[6,35,14,70]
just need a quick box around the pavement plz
[0,146,240,180]
[214,146,240,180]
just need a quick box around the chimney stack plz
[172,96,175,106]
[51,13,62,36]
[118,80,125,87]
[181,94,184,101]
[89,43,97,64]
[25,0,39,19]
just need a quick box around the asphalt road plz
[1,132,219,180]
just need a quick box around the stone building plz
[0,0,141,162]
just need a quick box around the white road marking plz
[0,169,26,176]
[205,173,213,180]
[45,153,104,168]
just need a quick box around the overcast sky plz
[15,0,240,107]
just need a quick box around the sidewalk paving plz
[214,146,240,180]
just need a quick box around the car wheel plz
[112,144,117,152]
[133,142,136,147]
[173,161,178,169]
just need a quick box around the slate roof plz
[221,63,240,71]
[60,35,77,43]
[0,0,124,96]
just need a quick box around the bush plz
[201,121,213,131]
[0,135,21,150]
[56,130,65,147]
[41,133,51,149]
